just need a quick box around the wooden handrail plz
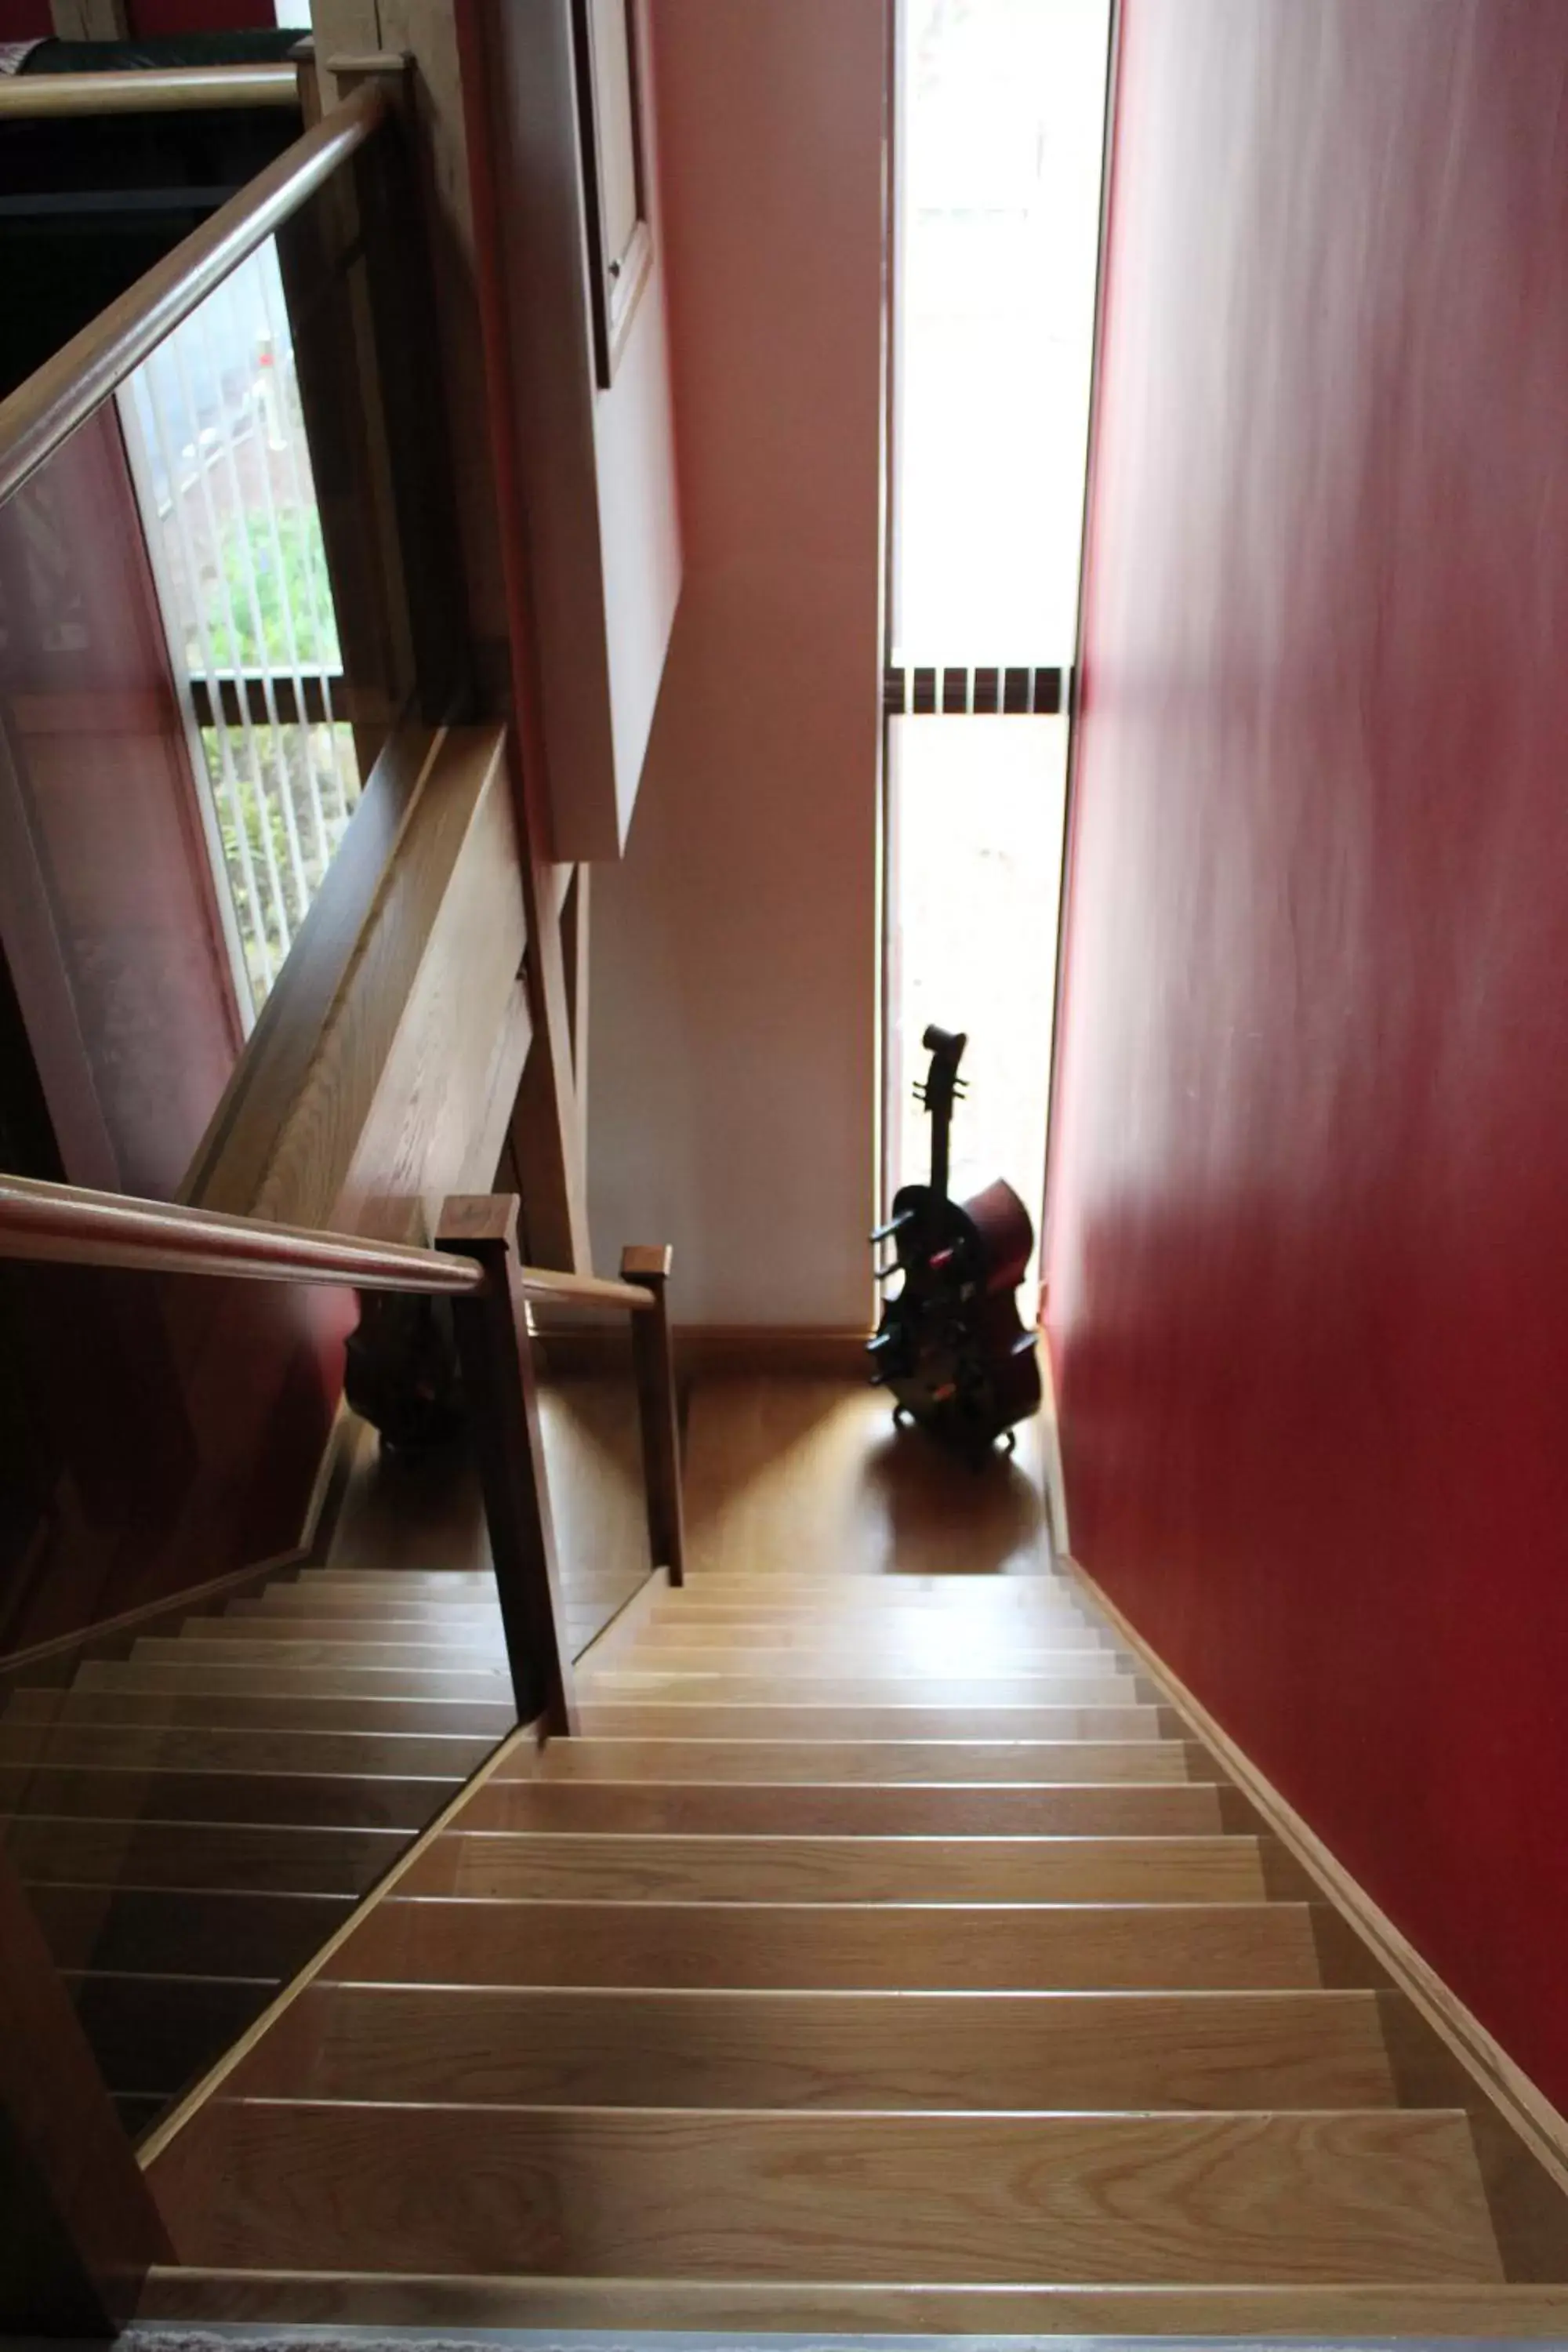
[0,82,387,509]
[0,1172,654,1313]
[0,1172,480,1293]
[0,65,300,118]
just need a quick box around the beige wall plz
[588,0,886,1326]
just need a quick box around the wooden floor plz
[132,1379,1568,2335]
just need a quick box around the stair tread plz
[581,1670,1150,1704]
[224,1603,506,1627]
[28,1882,354,1976]
[578,1701,1171,1738]
[147,2103,1503,2285]
[533,1736,1206,1783]
[79,1659,510,1700]
[620,1646,1123,1665]
[63,1675,521,1712]
[401,1829,1268,1904]
[6,1689,516,1736]
[5,1813,406,1893]
[0,1762,459,1828]
[329,1895,1323,1989]
[0,1722,495,1776]
[462,1777,1226,1833]
[154,1635,507,1666]
[301,1570,500,1588]
[223,1982,1396,2111]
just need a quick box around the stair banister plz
[0,1171,678,1733]
[0,82,387,508]
[0,63,303,119]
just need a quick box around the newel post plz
[437,1196,577,1733]
[622,1243,687,1587]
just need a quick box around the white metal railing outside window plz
[118,238,360,1024]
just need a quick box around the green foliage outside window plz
[198,506,340,673]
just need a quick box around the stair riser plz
[401,1831,1269,1905]
[463,1779,1228,1833]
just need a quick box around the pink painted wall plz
[1047,0,1568,2108]
[588,0,884,1323]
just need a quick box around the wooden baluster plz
[0,1853,172,2333]
[622,1243,687,1588]
[437,1196,577,1733]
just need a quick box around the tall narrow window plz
[118,238,360,1025]
[886,0,1110,1274]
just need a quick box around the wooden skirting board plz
[539,1327,873,1381]
[1066,1548,1568,2259]
[677,1327,873,1378]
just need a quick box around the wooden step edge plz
[252,1572,496,1595]
[130,2269,1568,2336]
[129,1710,549,2172]
[1062,1549,1568,2286]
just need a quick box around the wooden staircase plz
[132,1561,1568,2336]
[1,1567,516,2136]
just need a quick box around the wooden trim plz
[1,1851,171,2332]
[677,1326,874,1380]
[350,64,473,725]
[536,1325,873,1380]
[134,1711,546,2172]
[454,1,591,1269]
[1064,1549,1568,2217]
[321,49,412,80]
[622,1244,686,1585]
[0,1171,483,1294]
[561,863,590,1167]
[0,64,299,118]
[0,85,387,507]
[1036,1316,1073,1555]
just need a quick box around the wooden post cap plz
[621,1243,673,1283]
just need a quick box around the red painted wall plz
[1047,0,1568,2110]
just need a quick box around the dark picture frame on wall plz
[572,0,654,388]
